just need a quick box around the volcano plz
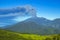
[4,17,60,35]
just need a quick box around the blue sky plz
[0,0,60,27]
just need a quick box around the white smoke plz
[24,5,37,17]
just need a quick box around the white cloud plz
[13,16,31,22]
[0,22,9,27]
[0,12,26,17]
[0,13,18,17]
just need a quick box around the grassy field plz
[0,29,60,40]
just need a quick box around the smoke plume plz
[0,5,37,17]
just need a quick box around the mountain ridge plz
[3,17,60,35]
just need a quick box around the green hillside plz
[0,29,60,40]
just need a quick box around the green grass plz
[0,29,60,40]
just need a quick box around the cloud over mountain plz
[0,5,37,27]
[0,5,36,17]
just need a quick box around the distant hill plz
[4,17,60,35]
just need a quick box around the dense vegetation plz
[0,29,60,40]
